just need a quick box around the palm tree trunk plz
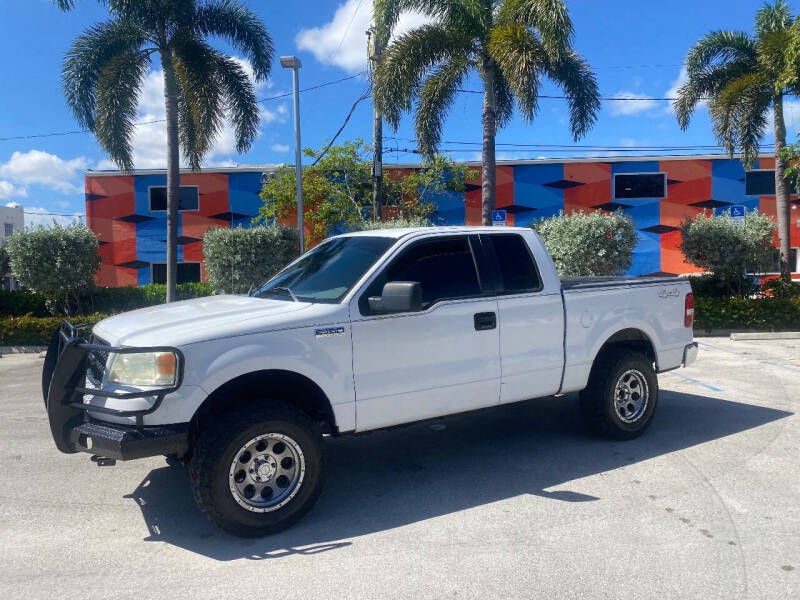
[773,94,792,282]
[482,58,497,226]
[161,53,180,302]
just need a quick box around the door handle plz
[474,312,496,331]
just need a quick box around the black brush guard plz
[42,321,189,460]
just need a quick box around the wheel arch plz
[591,328,657,372]
[189,369,338,451]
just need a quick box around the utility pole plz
[367,25,384,222]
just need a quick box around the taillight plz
[684,292,694,327]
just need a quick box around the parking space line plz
[664,372,723,392]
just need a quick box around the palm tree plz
[55,0,273,301]
[675,1,795,282]
[373,0,600,225]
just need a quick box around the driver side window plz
[359,236,482,315]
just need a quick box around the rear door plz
[350,234,501,431]
[480,232,565,403]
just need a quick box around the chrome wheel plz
[614,369,649,423]
[228,433,306,513]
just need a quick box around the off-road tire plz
[189,400,324,537]
[579,350,658,440]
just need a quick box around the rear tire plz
[189,400,324,537]
[579,350,658,440]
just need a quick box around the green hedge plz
[694,296,800,331]
[0,282,213,318]
[0,313,108,346]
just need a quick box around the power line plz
[456,89,695,101]
[392,138,773,151]
[312,85,373,165]
[0,72,366,142]
[24,211,85,217]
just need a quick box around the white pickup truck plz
[43,226,697,536]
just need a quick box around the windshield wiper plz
[270,286,299,302]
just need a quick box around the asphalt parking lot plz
[1,337,798,600]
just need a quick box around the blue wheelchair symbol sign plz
[492,209,507,226]
[729,205,745,218]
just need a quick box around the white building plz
[1,203,24,290]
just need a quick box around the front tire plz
[189,401,324,537]
[580,350,658,440]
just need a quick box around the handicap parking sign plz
[492,209,507,226]
[729,205,745,226]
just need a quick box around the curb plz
[730,332,800,341]
[0,346,47,355]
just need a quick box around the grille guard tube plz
[43,321,185,453]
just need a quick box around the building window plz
[151,262,201,284]
[148,186,199,211]
[745,170,775,196]
[766,248,799,273]
[613,173,666,199]
[4,223,13,237]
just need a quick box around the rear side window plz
[485,234,541,293]
[360,236,482,313]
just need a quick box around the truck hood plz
[93,295,318,347]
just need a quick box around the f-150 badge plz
[315,327,346,338]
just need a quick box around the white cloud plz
[102,59,287,170]
[607,91,658,116]
[0,180,27,199]
[664,66,707,116]
[0,150,87,193]
[22,207,83,230]
[271,143,290,153]
[296,0,432,73]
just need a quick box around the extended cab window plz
[484,234,541,293]
[361,236,482,314]
[254,235,395,303]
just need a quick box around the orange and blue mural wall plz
[85,157,799,287]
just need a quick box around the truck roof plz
[336,226,531,239]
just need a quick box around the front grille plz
[86,335,110,387]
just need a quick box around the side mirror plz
[368,281,423,314]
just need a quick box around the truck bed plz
[560,275,683,291]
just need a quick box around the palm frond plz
[415,57,470,158]
[53,0,76,10]
[495,0,573,59]
[62,19,150,131]
[194,0,273,81]
[685,30,757,77]
[546,50,600,141]
[709,72,771,167]
[213,54,259,154]
[488,24,546,122]
[755,0,793,38]
[674,59,756,129]
[494,72,514,128]
[375,0,483,44]
[177,93,202,170]
[171,36,225,165]
[374,23,473,129]
[93,49,150,171]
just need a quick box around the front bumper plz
[683,342,699,367]
[43,321,188,460]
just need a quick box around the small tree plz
[532,210,638,276]
[0,244,9,277]
[203,225,297,294]
[679,210,776,294]
[256,139,474,246]
[5,223,101,315]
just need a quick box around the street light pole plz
[280,55,304,254]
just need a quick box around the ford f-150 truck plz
[42,226,698,536]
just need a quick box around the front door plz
[350,235,501,431]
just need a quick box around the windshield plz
[253,235,396,303]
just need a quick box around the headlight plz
[106,351,178,387]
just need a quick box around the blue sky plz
[0,0,795,227]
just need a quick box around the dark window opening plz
[766,248,798,273]
[614,173,666,199]
[360,236,481,314]
[745,171,776,196]
[151,262,201,284]
[484,234,541,293]
[149,186,199,211]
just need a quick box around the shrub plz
[0,289,49,317]
[531,210,637,276]
[203,226,298,294]
[688,274,758,298]
[5,223,101,316]
[347,217,433,231]
[88,282,213,313]
[760,277,800,298]
[694,296,800,331]
[679,210,775,295]
[0,313,108,346]
[0,244,8,277]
